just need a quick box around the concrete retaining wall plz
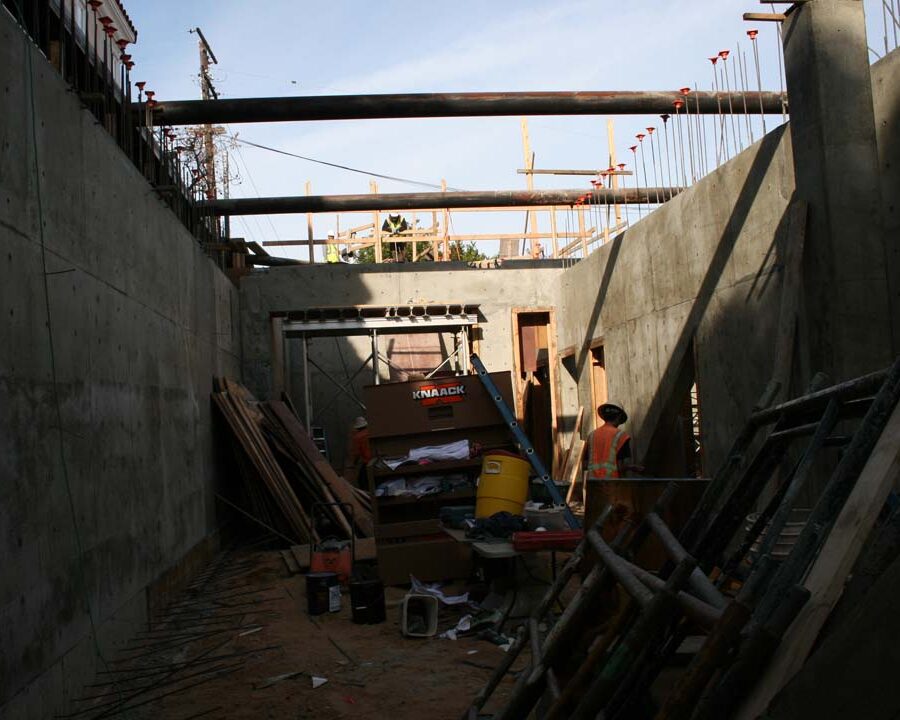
[0,14,240,718]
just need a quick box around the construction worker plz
[325,233,340,263]
[584,403,642,546]
[346,416,372,487]
[381,213,409,262]
[587,403,632,479]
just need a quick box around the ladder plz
[471,353,580,529]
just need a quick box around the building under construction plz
[2,1,900,718]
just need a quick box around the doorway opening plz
[512,309,561,473]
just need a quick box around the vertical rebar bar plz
[681,89,697,183]
[721,51,741,154]
[647,127,661,204]
[674,101,688,189]
[629,146,642,219]
[740,47,754,143]
[748,30,767,135]
[661,114,674,199]
[694,86,705,177]
[710,58,724,165]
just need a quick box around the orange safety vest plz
[588,423,630,479]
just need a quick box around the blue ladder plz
[471,353,580,529]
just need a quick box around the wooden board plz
[734,402,900,720]
[212,391,314,544]
[269,401,374,537]
[564,407,586,501]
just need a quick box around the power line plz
[228,135,464,191]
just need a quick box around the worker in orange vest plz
[585,403,636,547]
[346,416,372,487]
[588,403,632,479]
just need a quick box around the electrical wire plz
[228,135,464,191]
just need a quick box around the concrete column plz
[783,0,894,382]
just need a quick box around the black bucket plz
[307,572,340,616]
[349,578,386,624]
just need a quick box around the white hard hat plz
[353,416,368,430]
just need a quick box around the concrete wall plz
[872,49,900,350]
[240,261,567,464]
[553,48,899,475]
[0,14,240,719]
[555,127,794,475]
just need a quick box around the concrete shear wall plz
[555,126,795,474]
[0,12,240,719]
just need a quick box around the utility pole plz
[191,27,219,205]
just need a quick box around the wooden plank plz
[290,544,310,570]
[375,519,441,539]
[281,549,300,574]
[547,310,562,476]
[564,408,586,502]
[743,11,786,20]
[212,391,314,543]
[564,438,586,501]
[734,402,900,720]
[269,401,374,536]
[305,180,314,263]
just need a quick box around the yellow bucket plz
[475,452,530,518]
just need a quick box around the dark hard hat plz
[599,403,628,423]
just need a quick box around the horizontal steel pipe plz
[148,91,787,125]
[200,188,679,216]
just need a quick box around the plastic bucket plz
[476,452,530,518]
[349,578,386,624]
[306,572,341,615]
[401,594,439,637]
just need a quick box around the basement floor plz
[75,549,518,719]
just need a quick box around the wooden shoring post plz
[549,206,559,258]
[370,180,382,263]
[412,211,418,261]
[569,557,698,719]
[521,118,539,257]
[653,558,776,720]
[578,206,587,257]
[441,179,449,261]
[547,310,562,476]
[432,218,439,261]
[271,316,285,395]
[608,118,620,239]
[305,180,314,263]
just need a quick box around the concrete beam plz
[147,91,786,126]
[199,188,679,216]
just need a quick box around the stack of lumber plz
[212,378,373,545]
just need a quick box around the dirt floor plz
[70,549,523,719]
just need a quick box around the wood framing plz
[510,308,563,475]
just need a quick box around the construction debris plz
[466,361,900,719]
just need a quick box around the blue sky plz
[123,0,890,259]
